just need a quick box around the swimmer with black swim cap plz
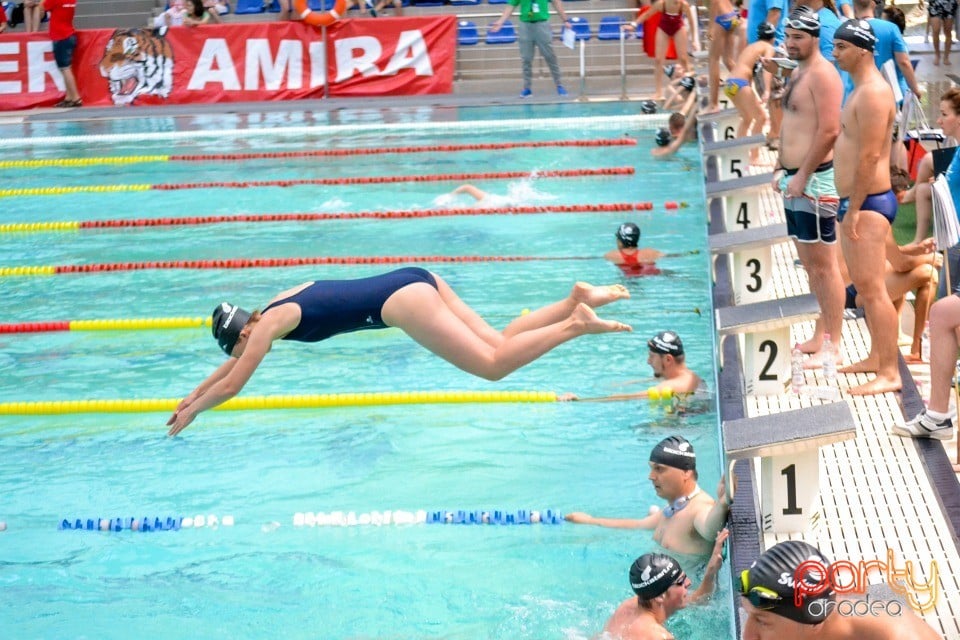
[833,18,877,53]
[566,433,731,556]
[655,127,672,147]
[740,541,941,639]
[212,302,252,356]
[600,531,729,639]
[641,100,658,114]
[605,223,664,277]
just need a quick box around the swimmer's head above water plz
[655,128,672,147]
[616,222,641,247]
[212,302,252,355]
[739,540,836,625]
[630,553,685,600]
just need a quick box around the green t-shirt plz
[508,0,551,22]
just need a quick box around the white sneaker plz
[892,411,953,440]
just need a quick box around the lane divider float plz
[59,515,234,531]
[0,167,635,198]
[0,255,594,278]
[0,318,210,333]
[0,202,657,235]
[0,390,558,415]
[0,114,664,148]
[0,139,638,170]
[292,509,563,526]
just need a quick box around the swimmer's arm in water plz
[452,184,488,201]
[652,93,698,159]
[687,529,729,605]
[166,327,273,436]
[564,511,660,529]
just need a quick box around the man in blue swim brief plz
[833,18,901,395]
[837,190,898,224]
[715,10,739,31]
[166,269,633,436]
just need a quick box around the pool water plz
[0,103,731,639]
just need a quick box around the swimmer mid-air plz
[167,267,632,435]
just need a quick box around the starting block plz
[716,294,820,395]
[705,172,774,233]
[710,223,788,304]
[703,135,766,182]
[723,402,856,533]
[698,107,741,142]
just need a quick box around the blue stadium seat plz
[487,0,508,4]
[234,0,265,13]
[598,15,628,40]
[486,20,517,44]
[567,15,591,40]
[411,0,445,5]
[450,0,480,4]
[458,20,480,45]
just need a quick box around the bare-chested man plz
[768,7,845,367]
[564,436,730,556]
[601,530,727,640]
[832,19,900,395]
[723,22,777,160]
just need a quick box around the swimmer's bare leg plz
[501,282,630,338]
[385,285,631,380]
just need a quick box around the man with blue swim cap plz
[601,532,728,639]
[566,434,731,556]
[739,540,940,638]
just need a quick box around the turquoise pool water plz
[0,103,730,639]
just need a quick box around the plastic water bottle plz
[921,322,931,363]
[791,343,805,394]
[822,333,837,385]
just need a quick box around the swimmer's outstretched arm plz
[687,529,729,604]
[564,511,659,529]
[166,330,271,436]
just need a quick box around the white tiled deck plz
[725,155,960,636]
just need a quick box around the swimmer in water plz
[739,540,941,639]
[565,436,731,556]
[605,222,664,276]
[601,530,728,640]
[167,268,632,435]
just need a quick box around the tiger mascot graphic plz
[99,28,174,106]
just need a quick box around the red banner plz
[0,16,456,110]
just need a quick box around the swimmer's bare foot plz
[571,303,632,334]
[801,349,842,370]
[839,356,878,374]
[798,336,822,354]
[934,55,941,66]
[702,103,721,114]
[652,91,664,100]
[572,282,630,308]
[946,56,953,66]
[847,375,902,396]
[903,352,924,364]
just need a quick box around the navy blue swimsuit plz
[262,267,438,343]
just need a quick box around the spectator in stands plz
[155,0,188,26]
[373,0,402,16]
[201,0,228,22]
[490,0,571,98]
[0,2,7,32]
[346,0,378,17]
[184,0,216,24]
[41,0,80,108]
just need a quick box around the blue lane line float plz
[291,509,563,527]
[58,515,235,531]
